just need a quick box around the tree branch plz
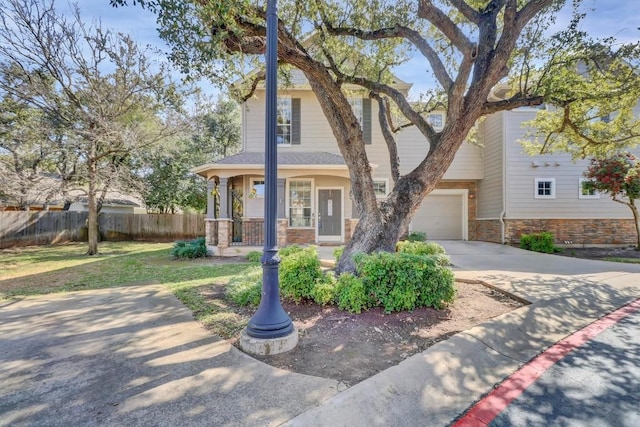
[418,0,475,54]
[371,92,400,183]
[323,23,454,90]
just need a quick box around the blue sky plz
[80,0,640,98]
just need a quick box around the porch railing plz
[231,218,264,246]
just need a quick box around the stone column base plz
[239,327,299,355]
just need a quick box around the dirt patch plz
[555,246,640,261]
[199,280,524,386]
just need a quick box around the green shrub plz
[226,266,262,306]
[310,272,337,306]
[519,232,561,254]
[246,251,262,263]
[335,273,369,313]
[333,246,345,264]
[405,231,427,242]
[355,251,456,313]
[171,237,207,259]
[397,240,447,257]
[278,245,304,258]
[279,246,322,303]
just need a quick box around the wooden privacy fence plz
[0,211,205,249]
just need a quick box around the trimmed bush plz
[397,241,450,265]
[246,251,262,263]
[310,272,337,306]
[520,231,561,254]
[333,246,345,264]
[171,237,207,259]
[278,244,304,258]
[405,231,427,242]
[279,246,322,303]
[335,273,369,313]
[226,266,262,306]
[355,251,456,313]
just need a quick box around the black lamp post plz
[245,0,294,339]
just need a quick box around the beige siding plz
[395,127,483,180]
[504,109,636,219]
[476,114,505,218]
[244,90,341,154]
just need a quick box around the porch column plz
[206,180,216,220]
[277,178,286,219]
[217,177,232,251]
[218,177,229,219]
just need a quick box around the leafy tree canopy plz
[110,0,640,271]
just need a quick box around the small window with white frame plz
[534,178,556,199]
[250,179,265,199]
[428,113,444,131]
[579,178,599,199]
[372,179,388,198]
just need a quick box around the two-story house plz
[194,71,639,254]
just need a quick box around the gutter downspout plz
[499,113,507,244]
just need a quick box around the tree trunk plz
[87,160,99,255]
[630,200,640,251]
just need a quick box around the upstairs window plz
[534,178,556,199]
[276,97,300,145]
[428,113,444,131]
[349,97,372,144]
[373,179,388,198]
[579,178,599,199]
[277,97,292,145]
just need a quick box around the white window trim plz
[578,178,599,199]
[286,178,314,229]
[534,178,556,199]
[277,96,292,147]
[348,98,363,125]
[428,112,444,131]
[372,178,389,199]
[249,177,265,199]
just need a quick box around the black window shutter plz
[291,98,301,145]
[363,98,372,144]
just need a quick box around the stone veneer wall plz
[475,219,502,243]
[504,218,638,246]
[286,228,316,245]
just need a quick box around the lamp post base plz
[239,326,298,355]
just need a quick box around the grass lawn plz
[0,242,256,337]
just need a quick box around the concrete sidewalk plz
[285,242,640,426]
[0,285,340,427]
[2,242,639,426]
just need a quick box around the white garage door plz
[412,194,464,240]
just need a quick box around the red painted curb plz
[452,297,640,427]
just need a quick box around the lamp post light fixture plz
[242,0,296,352]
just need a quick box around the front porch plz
[193,152,364,256]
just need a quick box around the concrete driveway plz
[0,285,340,427]
[286,241,640,426]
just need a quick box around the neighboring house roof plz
[75,197,141,208]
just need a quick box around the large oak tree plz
[113,0,639,271]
